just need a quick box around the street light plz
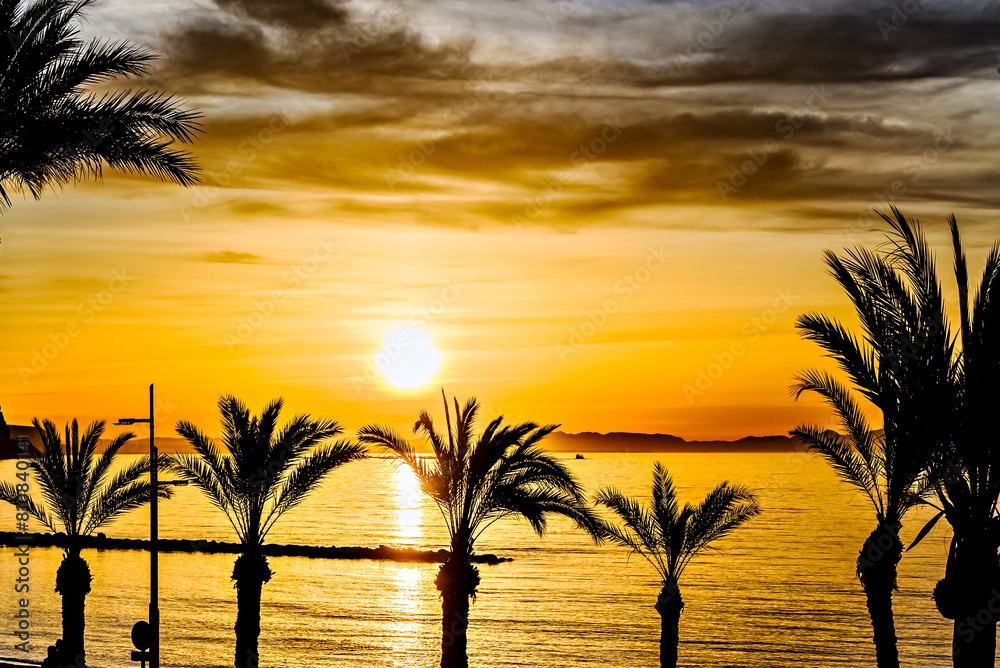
[116,384,158,668]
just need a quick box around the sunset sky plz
[1,0,998,440]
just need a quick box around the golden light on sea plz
[395,463,424,543]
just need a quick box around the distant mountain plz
[0,433,196,458]
[1,431,808,458]
[100,433,809,455]
[105,436,196,455]
[546,431,807,453]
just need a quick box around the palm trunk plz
[54,549,92,668]
[857,524,903,668]
[953,616,997,668]
[935,534,999,667]
[436,556,480,668]
[232,552,272,668]
[655,579,684,668]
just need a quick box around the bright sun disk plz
[375,324,442,389]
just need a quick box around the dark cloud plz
[228,201,288,216]
[508,5,1000,87]
[213,0,348,29]
[178,103,982,220]
[421,110,960,182]
[156,3,475,97]
[683,10,1000,84]
[156,1,1000,95]
[143,0,998,228]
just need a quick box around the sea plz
[0,452,957,667]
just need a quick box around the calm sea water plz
[1,453,955,667]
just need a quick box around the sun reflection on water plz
[395,564,422,590]
[395,463,424,543]
[389,564,425,666]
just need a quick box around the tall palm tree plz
[791,207,955,668]
[0,0,200,210]
[0,418,169,667]
[919,214,1000,667]
[595,462,760,668]
[168,395,365,668]
[357,391,604,668]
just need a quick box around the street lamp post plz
[116,384,158,668]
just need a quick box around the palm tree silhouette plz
[0,418,169,667]
[594,462,760,668]
[357,391,604,668]
[168,395,365,668]
[0,0,200,210]
[917,214,1000,667]
[791,207,955,668]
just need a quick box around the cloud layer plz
[129,0,999,232]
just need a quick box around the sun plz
[375,324,443,389]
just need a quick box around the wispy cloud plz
[195,250,263,264]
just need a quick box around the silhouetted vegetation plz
[794,207,1000,667]
[0,418,168,667]
[595,462,760,668]
[358,390,603,668]
[904,212,1000,667]
[0,0,201,211]
[791,207,953,668]
[167,395,365,668]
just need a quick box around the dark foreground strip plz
[0,532,511,565]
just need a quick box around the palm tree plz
[918,214,1000,667]
[0,418,169,667]
[0,0,200,211]
[167,395,365,668]
[357,391,604,668]
[595,462,760,668]
[791,206,955,668]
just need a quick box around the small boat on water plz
[575,453,585,460]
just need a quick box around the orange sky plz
[2,0,998,440]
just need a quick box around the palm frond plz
[370,394,597,557]
[83,479,171,535]
[177,396,358,550]
[0,0,201,210]
[595,485,667,577]
[0,481,56,531]
[261,440,366,539]
[793,424,884,514]
[1,414,158,537]
[680,482,761,575]
[597,465,759,584]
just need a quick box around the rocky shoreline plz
[0,532,511,564]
